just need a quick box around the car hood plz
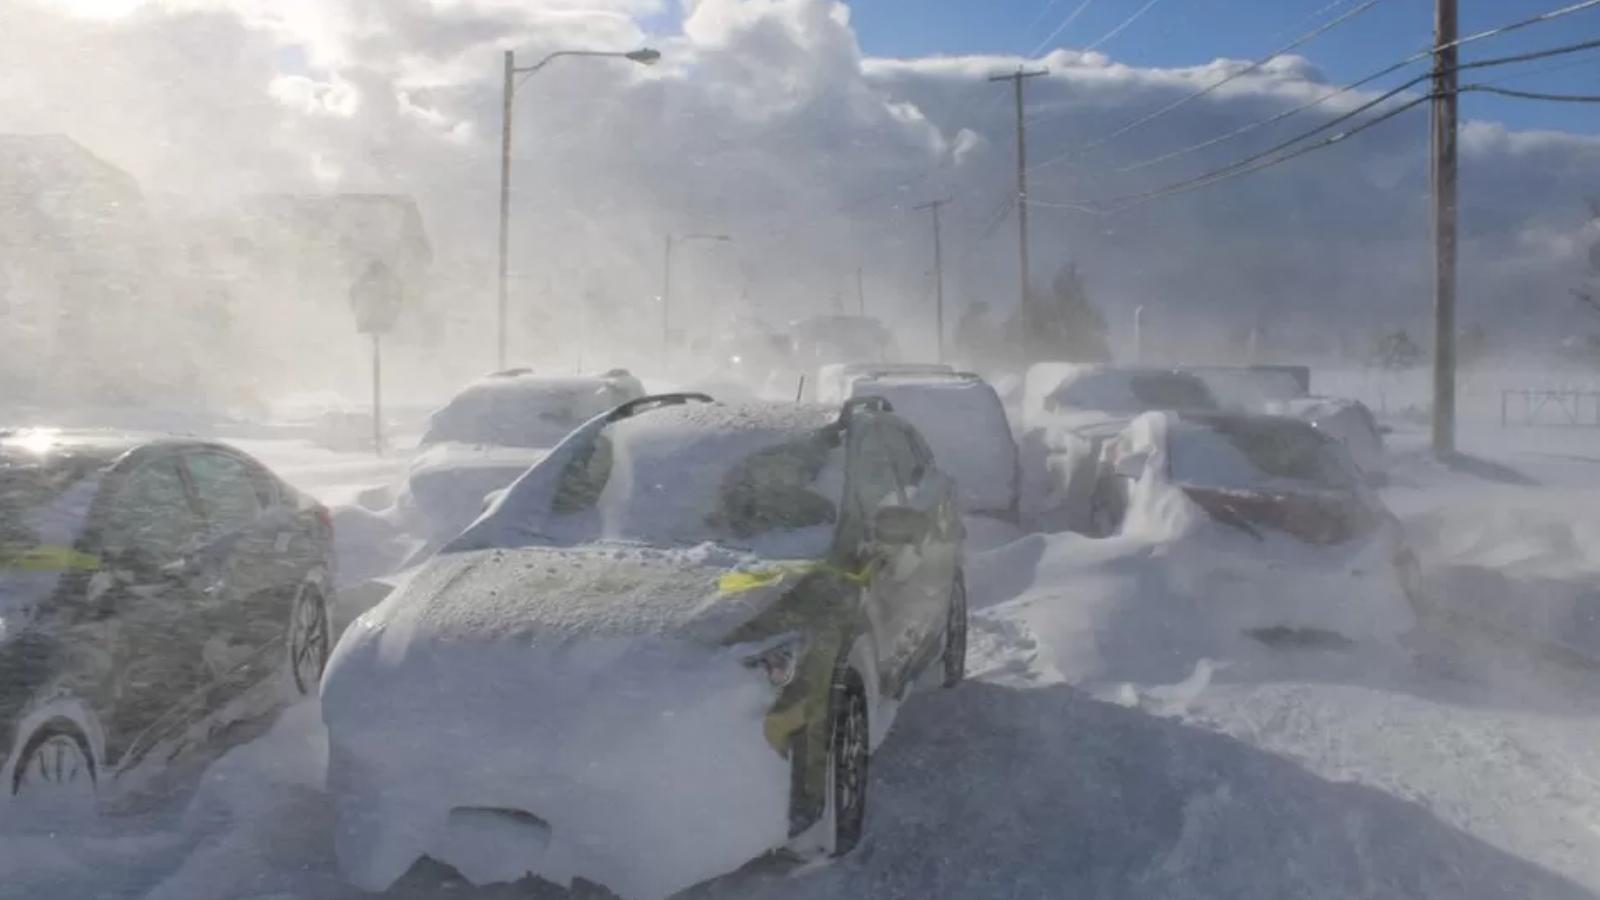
[1180,484,1378,546]
[349,543,810,649]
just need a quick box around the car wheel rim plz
[290,590,329,695]
[834,689,867,840]
[944,581,967,681]
[17,734,92,799]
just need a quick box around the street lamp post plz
[661,232,732,366]
[497,45,659,370]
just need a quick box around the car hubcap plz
[835,691,867,833]
[17,735,91,796]
[290,590,329,694]
[945,583,967,678]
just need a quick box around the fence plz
[1500,388,1600,427]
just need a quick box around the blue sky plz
[843,0,1600,134]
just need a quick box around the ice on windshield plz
[1169,416,1358,493]
[512,402,845,557]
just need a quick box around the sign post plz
[350,261,403,456]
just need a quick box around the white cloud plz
[269,73,362,117]
[5,0,1600,394]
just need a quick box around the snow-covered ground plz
[9,414,1600,900]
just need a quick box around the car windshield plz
[1170,417,1358,493]
[479,403,845,557]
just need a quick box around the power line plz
[1465,47,1600,85]
[1463,83,1600,102]
[1029,0,1391,171]
[1108,0,1600,174]
[1026,35,1600,214]
[1022,0,1069,36]
[1084,0,1170,52]
[1030,0,1097,56]
[1031,35,1600,217]
[1100,33,1600,195]
[1263,0,1359,45]
[1028,92,1434,214]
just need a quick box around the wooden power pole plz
[913,198,952,362]
[990,67,1048,330]
[1431,0,1458,456]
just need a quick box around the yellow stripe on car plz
[0,545,102,572]
[716,561,873,597]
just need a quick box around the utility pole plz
[497,50,515,371]
[1431,0,1458,456]
[990,67,1048,332]
[856,266,866,316]
[913,198,951,362]
[371,332,383,456]
[494,46,659,372]
[661,233,674,364]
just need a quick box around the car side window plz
[185,452,265,536]
[552,434,613,515]
[102,459,202,560]
[882,423,928,490]
[848,420,906,516]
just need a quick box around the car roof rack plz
[605,392,714,423]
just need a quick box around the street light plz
[662,232,732,365]
[496,45,660,370]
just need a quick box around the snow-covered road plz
[8,425,1600,900]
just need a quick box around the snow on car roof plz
[617,399,836,435]
[424,372,641,448]
[1044,366,1217,416]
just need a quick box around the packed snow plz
[9,396,1600,900]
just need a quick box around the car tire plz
[288,583,332,696]
[941,572,968,688]
[11,717,97,804]
[1088,482,1120,537]
[827,669,869,857]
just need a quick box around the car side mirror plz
[481,488,508,513]
[1111,451,1148,480]
[873,505,930,545]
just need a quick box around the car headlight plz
[740,633,807,687]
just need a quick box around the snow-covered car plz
[1184,365,1309,411]
[322,394,968,898]
[1019,363,1219,533]
[0,429,333,816]
[813,362,957,404]
[399,369,645,546]
[1268,396,1385,479]
[789,315,898,369]
[845,371,1019,523]
[1090,411,1419,646]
